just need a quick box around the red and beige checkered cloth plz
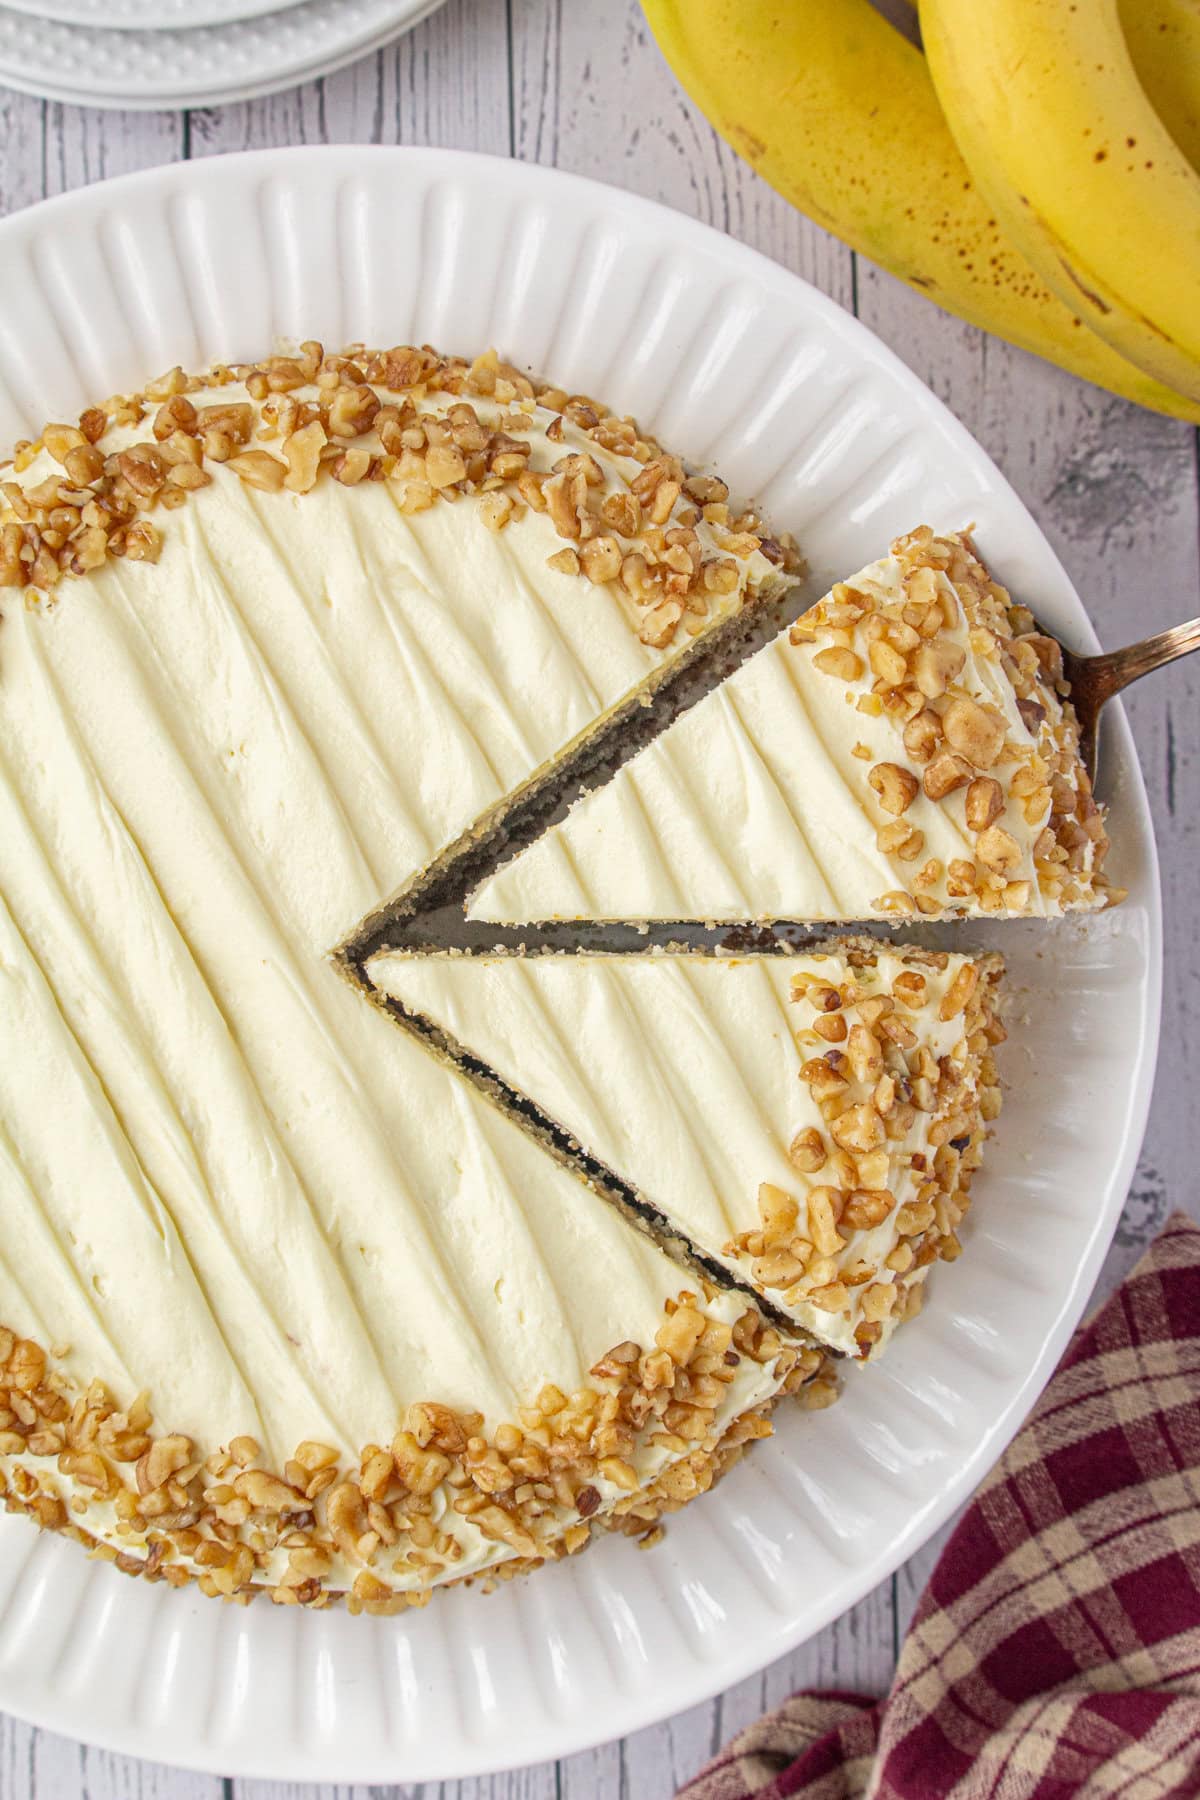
[678,1212,1200,1800]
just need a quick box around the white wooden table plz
[0,4,1196,1795]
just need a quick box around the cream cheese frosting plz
[367,948,1004,1359]
[0,347,805,1608]
[470,529,1111,926]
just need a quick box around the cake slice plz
[367,945,1005,1360]
[469,528,1111,927]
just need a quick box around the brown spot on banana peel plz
[1017,192,1178,343]
[1054,260,1178,348]
[1009,187,1178,350]
[1008,193,1112,316]
[1057,257,1113,317]
[726,122,767,162]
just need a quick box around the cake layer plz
[0,346,803,1608]
[470,529,1111,926]
[367,946,1004,1358]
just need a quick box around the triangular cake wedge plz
[367,944,1005,1359]
[470,528,1112,926]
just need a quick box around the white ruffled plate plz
[0,0,446,108]
[0,147,1160,1783]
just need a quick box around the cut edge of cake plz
[365,941,1006,1363]
[458,527,1116,933]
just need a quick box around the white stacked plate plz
[0,0,447,109]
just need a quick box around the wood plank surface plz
[0,2,1196,1795]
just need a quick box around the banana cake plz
[0,342,1040,1615]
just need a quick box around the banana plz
[895,0,1200,170]
[640,0,1200,420]
[920,0,1200,402]
[1122,0,1200,172]
[913,0,1200,371]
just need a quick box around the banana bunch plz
[641,0,1200,420]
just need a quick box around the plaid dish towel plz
[678,1212,1200,1800]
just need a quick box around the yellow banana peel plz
[641,0,1200,421]
[921,0,1200,401]
[1122,0,1200,172]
